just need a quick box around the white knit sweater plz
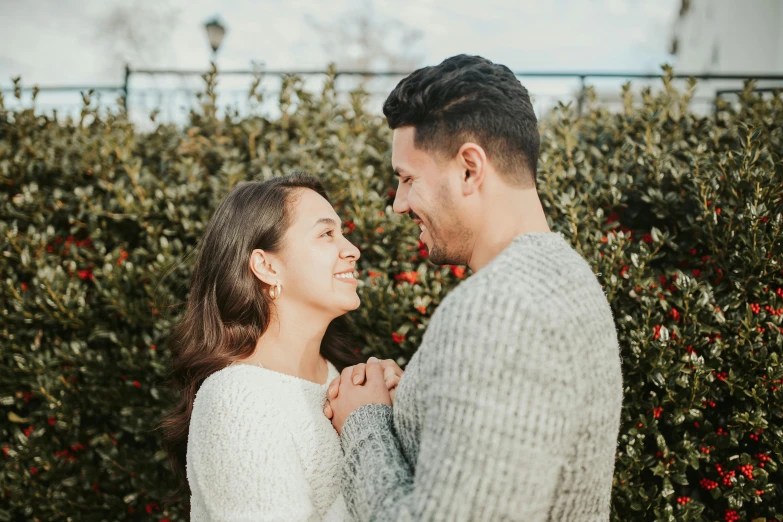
[187,361,350,521]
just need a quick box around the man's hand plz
[327,357,403,405]
[323,359,392,435]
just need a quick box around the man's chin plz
[427,249,452,266]
[428,246,465,267]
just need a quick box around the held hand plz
[323,359,392,434]
[352,357,403,393]
[325,357,403,410]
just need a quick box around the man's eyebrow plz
[313,217,338,228]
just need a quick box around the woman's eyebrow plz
[313,217,338,228]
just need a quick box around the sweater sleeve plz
[188,377,319,522]
[339,290,580,522]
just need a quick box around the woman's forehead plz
[289,189,339,227]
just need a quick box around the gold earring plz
[268,282,282,300]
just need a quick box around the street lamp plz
[204,17,226,63]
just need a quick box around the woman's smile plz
[334,270,358,286]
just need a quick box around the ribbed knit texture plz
[340,232,624,522]
[187,362,350,521]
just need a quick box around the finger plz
[381,359,403,378]
[383,364,398,384]
[328,376,341,399]
[323,402,333,419]
[367,356,379,364]
[366,359,384,383]
[351,363,367,385]
[385,375,401,390]
[340,366,355,388]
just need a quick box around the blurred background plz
[2,0,783,126]
[2,3,783,521]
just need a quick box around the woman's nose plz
[341,238,361,261]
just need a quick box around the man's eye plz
[322,229,334,237]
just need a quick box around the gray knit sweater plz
[340,232,623,521]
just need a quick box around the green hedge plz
[1,68,781,521]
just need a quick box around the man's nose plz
[392,186,409,215]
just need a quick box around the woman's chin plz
[340,294,361,312]
[318,297,361,319]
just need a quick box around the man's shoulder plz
[433,233,608,327]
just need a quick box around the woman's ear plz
[249,249,279,286]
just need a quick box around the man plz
[324,54,623,521]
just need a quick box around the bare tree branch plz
[306,1,424,72]
[93,0,180,70]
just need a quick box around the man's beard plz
[428,248,454,266]
[414,213,470,266]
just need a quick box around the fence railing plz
[3,67,783,127]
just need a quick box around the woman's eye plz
[322,229,335,237]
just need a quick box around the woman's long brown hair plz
[159,173,362,502]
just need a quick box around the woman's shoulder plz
[193,365,284,421]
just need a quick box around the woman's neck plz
[247,305,331,384]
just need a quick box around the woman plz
[161,173,403,521]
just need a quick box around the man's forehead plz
[391,127,423,171]
[392,126,416,146]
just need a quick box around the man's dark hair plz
[383,54,540,187]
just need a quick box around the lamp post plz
[204,18,226,64]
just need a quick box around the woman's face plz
[274,189,361,317]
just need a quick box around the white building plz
[671,0,783,73]
[667,0,783,110]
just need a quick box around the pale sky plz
[1,0,679,85]
[0,0,682,122]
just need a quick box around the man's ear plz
[249,249,279,286]
[456,142,488,195]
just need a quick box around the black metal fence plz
[3,66,783,127]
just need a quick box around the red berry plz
[700,478,718,490]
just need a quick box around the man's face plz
[391,127,473,266]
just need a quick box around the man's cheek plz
[408,187,418,209]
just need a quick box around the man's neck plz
[468,189,550,272]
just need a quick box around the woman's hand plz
[327,357,404,405]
